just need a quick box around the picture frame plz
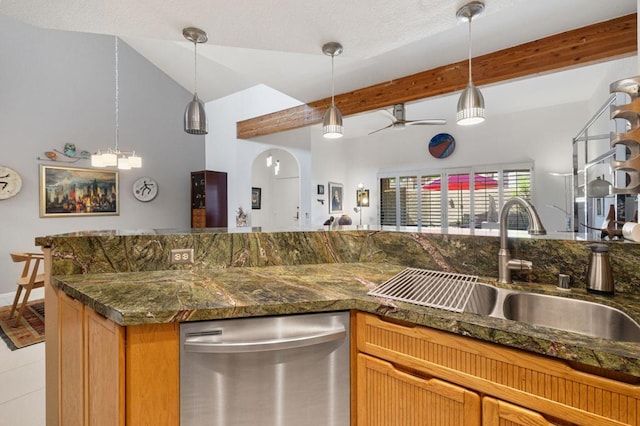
[328,182,343,214]
[317,184,325,195]
[251,187,262,209]
[357,189,370,207]
[40,165,119,217]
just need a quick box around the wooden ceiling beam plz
[237,14,637,139]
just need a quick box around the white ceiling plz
[0,0,636,107]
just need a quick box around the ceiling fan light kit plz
[322,42,344,139]
[183,27,209,135]
[456,1,485,126]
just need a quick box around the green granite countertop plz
[51,262,640,377]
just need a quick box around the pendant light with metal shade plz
[456,1,485,126]
[322,42,344,139]
[183,27,208,135]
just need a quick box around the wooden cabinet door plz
[58,293,125,426]
[59,293,84,426]
[482,397,575,426]
[84,308,125,426]
[357,353,481,426]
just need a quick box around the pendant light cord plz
[114,36,119,152]
[331,53,336,107]
[194,41,198,95]
[467,17,473,84]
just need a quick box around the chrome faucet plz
[498,197,547,284]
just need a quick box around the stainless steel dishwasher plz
[180,311,350,426]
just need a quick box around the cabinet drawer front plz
[357,353,481,426]
[482,396,574,426]
[356,312,640,426]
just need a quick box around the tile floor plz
[0,288,46,426]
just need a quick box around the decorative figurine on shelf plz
[64,143,76,157]
[581,204,625,240]
[236,206,248,227]
[38,143,91,163]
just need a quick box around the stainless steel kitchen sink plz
[371,269,640,343]
[502,292,640,343]
[463,283,499,316]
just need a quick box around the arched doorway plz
[251,149,301,230]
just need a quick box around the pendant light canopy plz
[322,42,344,139]
[183,27,208,135]
[456,1,485,126]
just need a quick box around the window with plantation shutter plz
[502,169,532,230]
[379,164,532,231]
[399,176,419,226]
[473,171,500,228]
[380,178,397,226]
[420,175,442,228]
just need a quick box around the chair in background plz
[9,252,45,326]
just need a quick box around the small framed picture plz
[251,187,262,209]
[317,184,325,195]
[357,189,370,207]
[328,182,343,214]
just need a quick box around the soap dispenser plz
[586,244,614,295]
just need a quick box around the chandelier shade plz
[91,37,142,169]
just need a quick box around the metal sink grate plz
[368,268,479,313]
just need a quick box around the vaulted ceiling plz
[0,0,636,108]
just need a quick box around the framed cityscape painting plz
[40,165,119,217]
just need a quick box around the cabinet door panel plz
[357,312,640,425]
[482,397,575,426]
[357,353,481,426]
[59,293,84,426]
[85,308,124,426]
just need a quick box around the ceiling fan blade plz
[406,119,447,125]
[379,109,397,123]
[368,123,394,135]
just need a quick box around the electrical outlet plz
[170,248,194,264]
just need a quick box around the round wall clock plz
[428,133,456,159]
[132,177,158,202]
[0,165,23,200]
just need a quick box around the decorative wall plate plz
[0,165,23,200]
[132,177,158,202]
[428,133,456,159]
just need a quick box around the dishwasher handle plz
[184,327,346,354]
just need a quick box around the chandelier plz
[91,37,142,169]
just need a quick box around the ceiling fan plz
[368,103,446,135]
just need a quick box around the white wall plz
[314,99,588,232]
[205,85,313,229]
[0,16,204,293]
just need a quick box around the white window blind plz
[379,165,532,231]
[420,174,442,228]
[380,177,397,226]
[502,169,532,230]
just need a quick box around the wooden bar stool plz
[9,252,45,327]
